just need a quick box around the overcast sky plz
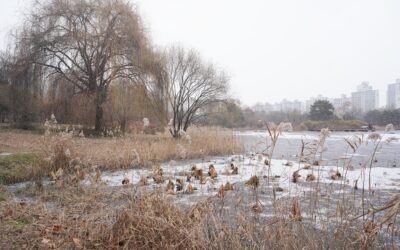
[1,0,399,106]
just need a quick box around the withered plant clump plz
[109,194,209,249]
[292,170,301,183]
[330,170,342,180]
[208,165,218,179]
[306,174,316,182]
[245,176,259,189]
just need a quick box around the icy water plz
[236,130,400,168]
[92,130,400,195]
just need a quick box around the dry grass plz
[1,182,397,250]
[301,119,367,131]
[0,126,243,183]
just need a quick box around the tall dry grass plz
[0,126,243,183]
[67,126,242,169]
[2,183,396,249]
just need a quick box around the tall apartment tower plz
[387,79,400,109]
[351,82,379,113]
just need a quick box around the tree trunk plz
[120,118,126,134]
[95,102,103,132]
[94,89,105,133]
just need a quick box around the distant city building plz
[387,79,400,109]
[330,94,350,108]
[351,82,379,113]
[251,100,305,113]
[251,81,382,114]
[252,102,274,113]
[330,94,352,118]
[276,99,305,113]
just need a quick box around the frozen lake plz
[83,130,400,206]
[236,130,400,168]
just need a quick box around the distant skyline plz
[248,81,380,107]
[1,0,400,106]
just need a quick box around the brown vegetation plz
[0,127,242,184]
[301,119,368,131]
[1,128,399,249]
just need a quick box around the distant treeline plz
[364,109,400,128]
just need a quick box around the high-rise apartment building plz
[387,79,400,109]
[351,82,379,113]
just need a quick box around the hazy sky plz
[1,0,400,106]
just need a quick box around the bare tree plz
[106,80,146,133]
[0,37,45,127]
[165,47,228,138]
[141,53,169,126]
[23,0,149,131]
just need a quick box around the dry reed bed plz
[0,127,243,183]
[73,127,243,169]
[1,181,398,249]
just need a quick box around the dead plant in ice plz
[224,182,234,191]
[153,165,163,177]
[302,128,330,169]
[265,122,293,170]
[292,170,301,183]
[176,178,184,191]
[330,170,342,180]
[185,173,192,182]
[153,174,164,184]
[222,163,238,175]
[152,165,164,184]
[290,199,302,221]
[122,176,130,186]
[199,175,207,184]
[185,183,194,194]
[306,173,316,182]
[94,168,101,183]
[250,201,263,213]
[193,169,203,180]
[230,163,238,174]
[284,160,293,167]
[299,139,310,163]
[166,180,175,192]
[245,176,259,189]
[208,164,218,179]
[138,176,148,186]
[354,179,359,190]
[218,185,225,199]
[273,186,284,192]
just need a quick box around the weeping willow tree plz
[18,0,152,131]
[0,30,46,127]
